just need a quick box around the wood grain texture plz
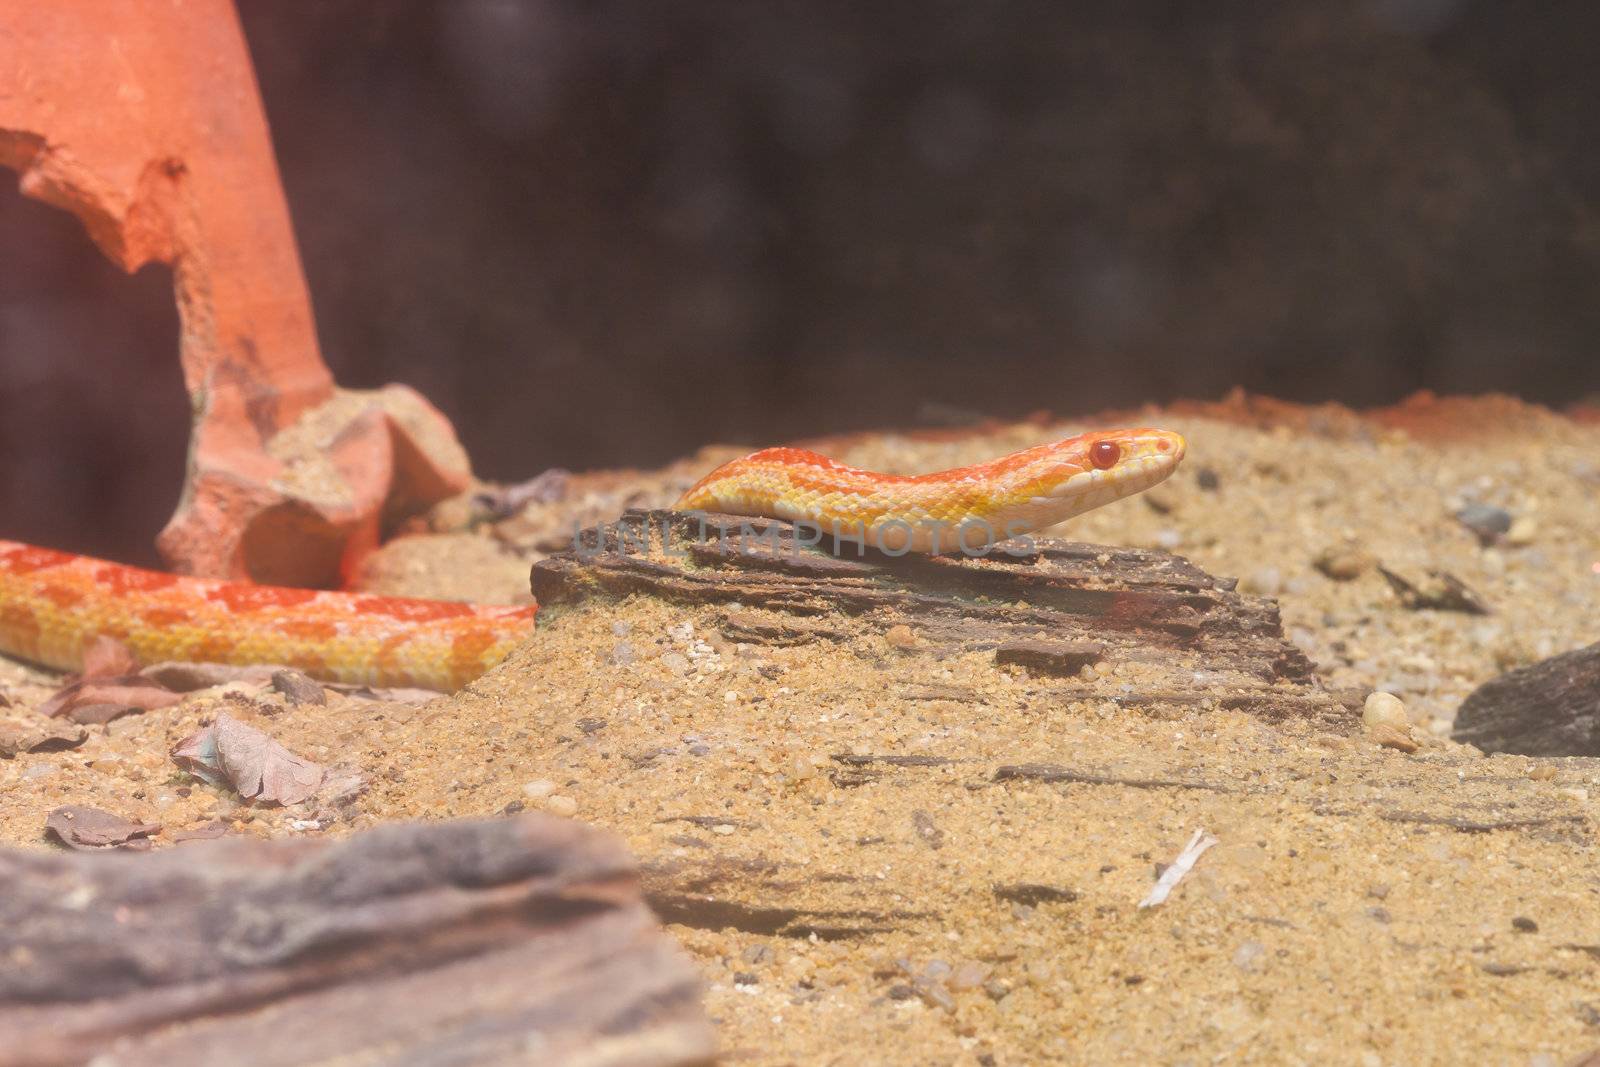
[0,815,714,1067]
[1454,640,1600,755]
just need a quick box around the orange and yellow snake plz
[0,428,1183,690]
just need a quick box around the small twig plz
[994,763,1233,793]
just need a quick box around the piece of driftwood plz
[993,639,1106,675]
[0,815,714,1067]
[533,509,1345,724]
[1453,641,1600,755]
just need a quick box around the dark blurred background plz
[3,0,1598,562]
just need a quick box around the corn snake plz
[0,428,1184,690]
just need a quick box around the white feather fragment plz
[1138,828,1218,909]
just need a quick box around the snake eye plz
[1090,440,1120,470]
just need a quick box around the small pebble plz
[611,620,633,637]
[542,795,578,817]
[1455,503,1512,545]
[271,669,326,707]
[1505,515,1538,546]
[917,980,956,1013]
[949,961,991,991]
[1153,528,1182,550]
[660,652,690,676]
[1362,691,1409,729]
[1313,542,1375,581]
[609,641,638,666]
[1528,764,1557,781]
[522,779,557,799]
[23,763,56,779]
[1511,916,1538,933]
[1195,468,1220,491]
[1366,883,1391,900]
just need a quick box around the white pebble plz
[543,795,579,817]
[1362,691,1409,729]
[522,779,558,799]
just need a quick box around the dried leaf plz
[64,703,141,726]
[0,716,89,758]
[0,717,87,756]
[45,806,160,851]
[171,713,325,805]
[170,819,230,843]
[1378,566,1491,615]
[41,677,182,720]
[475,468,571,518]
[141,661,278,691]
[81,635,139,678]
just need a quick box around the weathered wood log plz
[0,815,714,1067]
[533,509,1345,724]
[1453,640,1600,755]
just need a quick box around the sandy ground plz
[3,396,1599,1066]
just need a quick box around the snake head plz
[1037,427,1187,509]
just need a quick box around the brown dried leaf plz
[170,819,230,843]
[171,712,325,805]
[475,467,571,518]
[1378,566,1491,615]
[141,661,278,691]
[64,703,141,726]
[40,677,182,720]
[44,806,160,851]
[0,717,87,756]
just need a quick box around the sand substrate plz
[3,396,1599,1065]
